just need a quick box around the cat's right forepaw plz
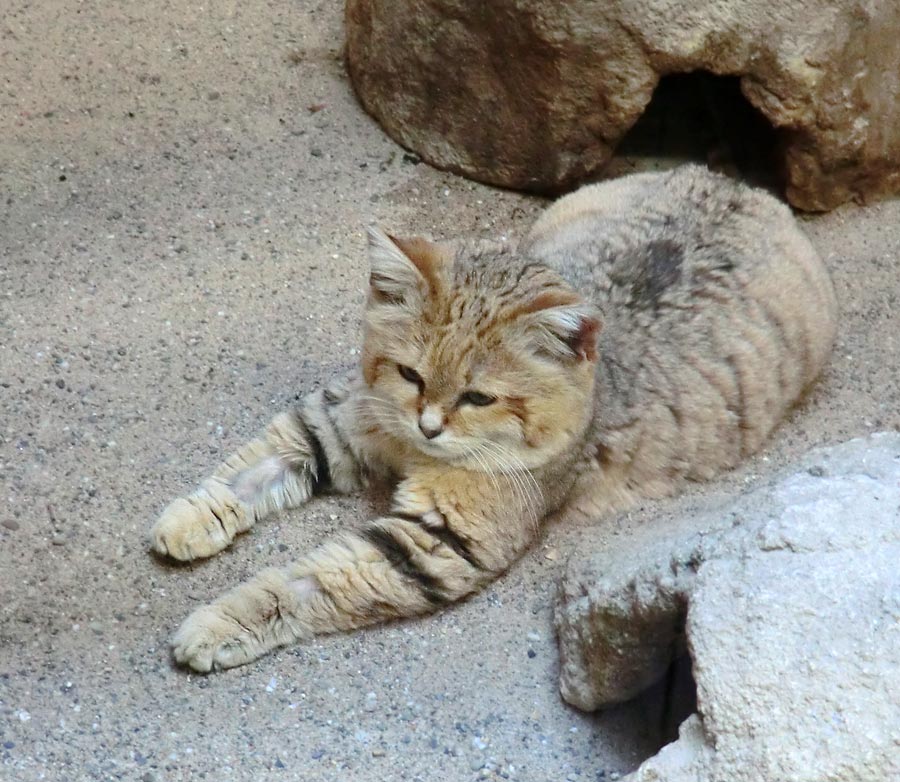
[150,487,241,561]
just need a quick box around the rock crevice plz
[555,433,900,781]
[346,0,900,210]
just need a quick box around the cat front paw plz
[172,569,305,672]
[171,604,263,672]
[150,482,245,562]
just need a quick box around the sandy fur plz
[151,166,836,672]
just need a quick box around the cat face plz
[360,229,601,472]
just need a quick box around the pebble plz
[2,520,19,531]
[51,534,66,546]
[363,692,377,712]
[371,748,385,757]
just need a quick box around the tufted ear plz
[523,293,602,362]
[366,227,444,307]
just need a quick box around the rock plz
[345,0,900,211]
[555,433,900,781]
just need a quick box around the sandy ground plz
[1,2,899,781]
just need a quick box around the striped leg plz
[171,469,542,671]
[150,378,362,562]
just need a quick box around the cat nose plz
[419,422,442,439]
[418,407,444,440]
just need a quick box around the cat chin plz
[410,438,462,461]
[415,439,537,472]
[406,437,490,468]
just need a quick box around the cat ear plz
[366,227,443,306]
[524,297,603,362]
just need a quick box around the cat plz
[150,165,837,672]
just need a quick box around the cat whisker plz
[469,441,541,528]
[462,444,503,499]
[481,441,543,524]
[353,396,411,429]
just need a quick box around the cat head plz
[360,228,601,472]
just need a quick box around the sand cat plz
[150,166,836,672]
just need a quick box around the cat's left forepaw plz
[171,570,311,672]
[171,604,263,672]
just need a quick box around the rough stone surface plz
[555,433,900,781]
[345,0,900,210]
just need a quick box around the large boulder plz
[555,433,900,781]
[345,0,900,210]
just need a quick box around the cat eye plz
[397,364,424,388]
[459,391,496,407]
